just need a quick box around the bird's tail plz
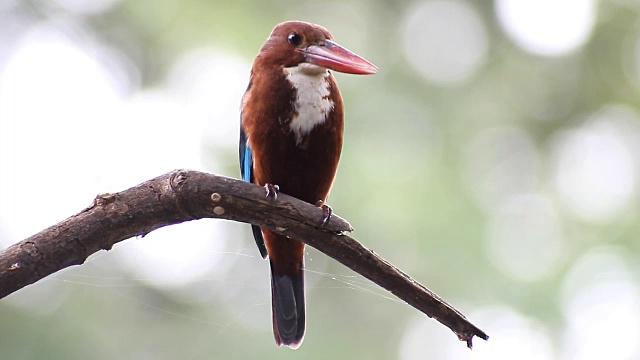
[270,259,306,349]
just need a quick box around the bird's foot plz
[315,200,333,227]
[264,183,280,202]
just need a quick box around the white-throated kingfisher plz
[239,21,377,349]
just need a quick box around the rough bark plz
[0,169,488,347]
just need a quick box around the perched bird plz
[239,21,377,348]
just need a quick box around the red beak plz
[300,40,378,75]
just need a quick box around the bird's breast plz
[284,65,335,146]
[242,66,344,203]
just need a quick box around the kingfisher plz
[239,21,377,348]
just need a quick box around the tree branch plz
[0,169,488,348]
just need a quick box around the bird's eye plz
[287,33,303,46]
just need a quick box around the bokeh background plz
[1,0,639,359]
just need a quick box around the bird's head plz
[254,21,378,76]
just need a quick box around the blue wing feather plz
[240,125,268,259]
[239,127,253,182]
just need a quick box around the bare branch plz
[0,169,488,347]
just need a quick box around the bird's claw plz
[264,183,280,202]
[315,200,333,227]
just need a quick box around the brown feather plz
[240,21,350,348]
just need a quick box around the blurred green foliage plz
[2,0,640,359]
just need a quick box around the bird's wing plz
[240,125,268,259]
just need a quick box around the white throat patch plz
[284,63,334,146]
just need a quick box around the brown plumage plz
[239,20,377,349]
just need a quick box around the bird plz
[239,20,377,349]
